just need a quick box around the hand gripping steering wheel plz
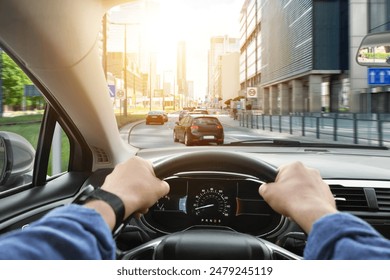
[120,150,302,260]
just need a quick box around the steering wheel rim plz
[120,151,302,260]
[153,150,278,182]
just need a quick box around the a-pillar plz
[309,75,323,112]
[279,83,290,115]
[269,85,279,115]
[292,79,304,113]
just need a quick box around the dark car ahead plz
[173,115,224,146]
[146,111,165,125]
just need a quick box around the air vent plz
[375,188,390,212]
[92,146,110,164]
[330,185,369,212]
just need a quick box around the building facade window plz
[369,0,390,33]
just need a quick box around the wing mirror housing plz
[0,132,35,189]
[356,31,390,67]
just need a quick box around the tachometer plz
[193,187,231,222]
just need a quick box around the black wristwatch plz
[80,187,125,233]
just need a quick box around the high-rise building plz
[208,36,240,107]
[359,0,390,113]
[105,0,161,110]
[177,41,187,108]
[240,0,350,114]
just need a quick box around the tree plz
[1,52,32,110]
[233,95,245,101]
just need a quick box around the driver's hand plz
[259,161,337,233]
[101,156,170,219]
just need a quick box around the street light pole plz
[173,76,175,111]
[123,24,128,117]
[149,56,152,111]
[102,14,108,80]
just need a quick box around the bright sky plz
[155,0,244,97]
[109,0,245,98]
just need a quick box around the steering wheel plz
[120,150,302,260]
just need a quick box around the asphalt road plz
[122,113,321,149]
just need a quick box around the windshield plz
[105,1,390,150]
[1,0,390,264]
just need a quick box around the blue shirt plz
[0,204,115,260]
[305,212,390,259]
[0,205,389,259]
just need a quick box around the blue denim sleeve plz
[304,212,390,260]
[0,204,116,260]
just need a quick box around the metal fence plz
[238,112,390,147]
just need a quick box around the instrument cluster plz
[142,176,284,236]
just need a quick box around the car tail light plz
[216,125,222,129]
[191,125,199,132]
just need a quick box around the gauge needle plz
[195,204,214,210]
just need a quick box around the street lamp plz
[149,56,152,111]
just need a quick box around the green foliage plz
[365,52,389,60]
[1,52,45,110]
[0,113,43,124]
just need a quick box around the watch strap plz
[84,188,125,232]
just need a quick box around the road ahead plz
[127,113,267,149]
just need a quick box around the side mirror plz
[0,132,35,190]
[356,32,390,67]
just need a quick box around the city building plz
[177,41,187,109]
[104,0,162,112]
[240,0,351,114]
[363,0,390,113]
[208,36,240,108]
[216,53,240,108]
[106,52,145,110]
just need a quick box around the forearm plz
[0,204,116,260]
[304,212,390,260]
[289,203,338,234]
[84,199,116,230]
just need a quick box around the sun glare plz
[109,0,243,98]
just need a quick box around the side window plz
[49,122,70,176]
[0,114,71,194]
[0,50,70,192]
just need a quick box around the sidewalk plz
[217,113,330,144]
[217,113,387,146]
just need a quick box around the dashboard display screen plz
[143,177,283,236]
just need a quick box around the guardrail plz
[238,111,390,147]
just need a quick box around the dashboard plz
[142,174,284,236]
[125,146,390,259]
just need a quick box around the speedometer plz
[193,187,231,222]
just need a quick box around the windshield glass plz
[107,0,390,150]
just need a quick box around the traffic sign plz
[368,68,390,85]
[247,87,258,98]
[108,84,115,98]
